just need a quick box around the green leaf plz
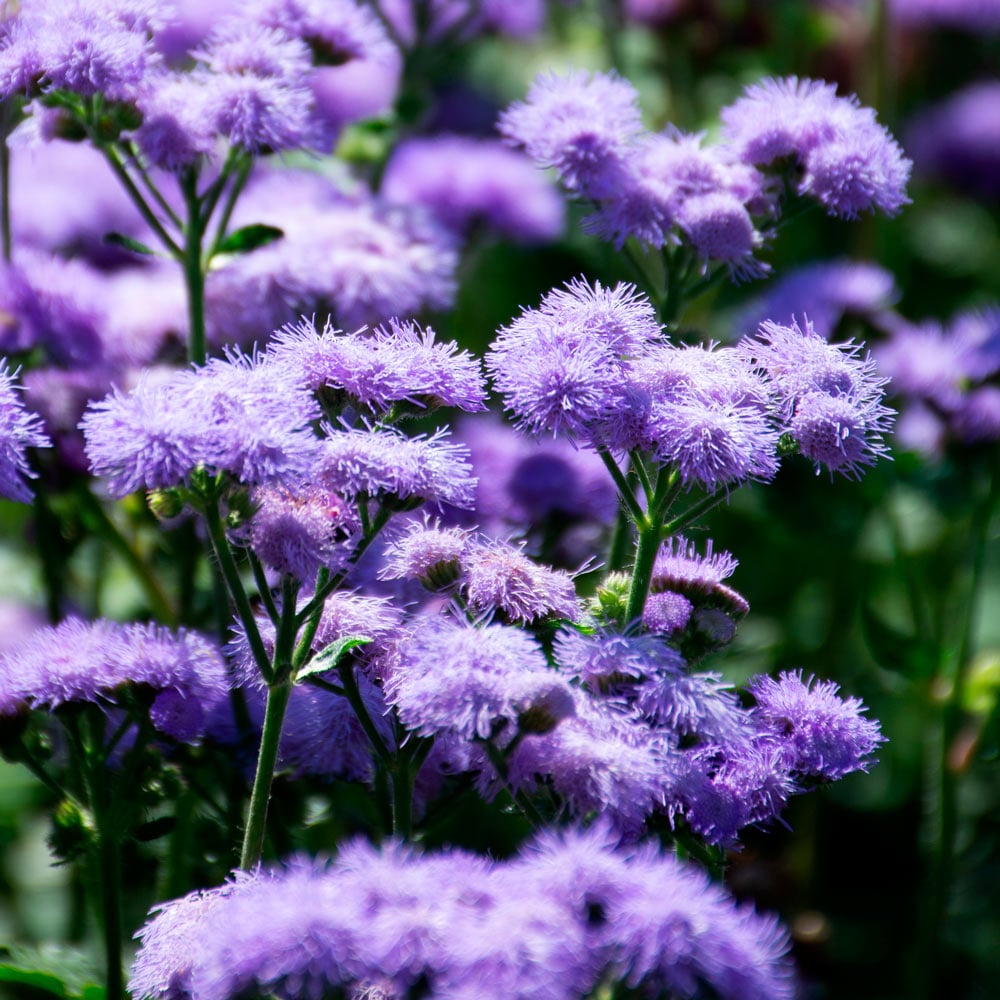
[0,944,104,999]
[215,224,284,256]
[295,636,373,683]
[103,231,157,256]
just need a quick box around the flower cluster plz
[130,827,795,1000]
[489,279,893,487]
[502,70,910,275]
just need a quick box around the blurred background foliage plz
[1,1,999,998]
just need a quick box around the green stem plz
[624,467,679,623]
[181,168,207,366]
[662,485,728,537]
[483,740,546,828]
[597,448,644,524]
[239,679,293,869]
[248,550,280,624]
[336,662,393,767]
[292,568,329,668]
[205,153,251,263]
[100,146,182,258]
[202,494,273,683]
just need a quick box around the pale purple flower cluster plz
[380,0,548,43]
[381,521,580,623]
[81,350,323,496]
[384,619,576,740]
[130,827,793,1000]
[720,76,912,220]
[489,279,893,487]
[0,0,166,102]
[265,316,487,414]
[0,362,50,503]
[0,618,229,741]
[381,135,565,243]
[743,317,895,478]
[500,72,770,274]
[875,308,1000,453]
[889,0,1000,29]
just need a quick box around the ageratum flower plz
[378,519,471,588]
[266,317,487,413]
[499,70,644,196]
[0,0,167,102]
[747,670,885,781]
[0,619,230,742]
[318,425,477,509]
[487,279,660,442]
[0,361,50,502]
[889,0,1000,30]
[720,76,911,219]
[81,351,323,496]
[384,618,575,741]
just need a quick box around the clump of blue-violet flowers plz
[0,47,906,1000]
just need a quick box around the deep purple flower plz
[385,617,575,740]
[266,317,487,413]
[133,71,218,171]
[642,590,694,634]
[790,390,891,478]
[0,362,50,502]
[381,135,565,243]
[651,535,749,616]
[748,670,885,780]
[720,76,911,218]
[554,628,685,689]
[378,519,471,588]
[499,70,644,195]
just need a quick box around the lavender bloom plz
[720,76,911,219]
[748,670,885,781]
[499,70,644,196]
[554,628,685,690]
[487,279,660,441]
[505,697,679,836]
[462,538,580,624]
[0,0,165,102]
[745,317,895,475]
[133,72,218,171]
[239,484,361,583]
[82,352,323,496]
[378,519,471,588]
[642,590,694,634]
[384,618,575,740]
[380,0,547,43]
[651,535,749,619]
[0,618,229,741]
[678,743,797,846]
[318,425,477,509]
[381,135,564,242]
[266,317,487,413]
[905,82,1000,199]
[739,259,898,339]
[0,362,50,502]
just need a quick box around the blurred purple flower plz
[0,361,49,502]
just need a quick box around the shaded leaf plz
[103,231,157,256]
[215,224,283,256]
[295,636,373,683]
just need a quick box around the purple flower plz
[499,70,644,195]
[132,72,218,171]
[82,352,323,496]
[238,484,361,583]
[266,317,487,413]
[487,279,660,442]
[505,697,679,836]
[384,617,575,740]
[0,0,165,102]
[720,76,911,218]
[748,670,885,780]
[462,538,580,624]
[0,362,50,502]
[554,628,685,689]
[642,590,694,634]
[318,425,476,509]
[0,618,230,741]
[381,135,565,243]
[789,390,891,478]
[378,519,471,588]
[651,535,749,616]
